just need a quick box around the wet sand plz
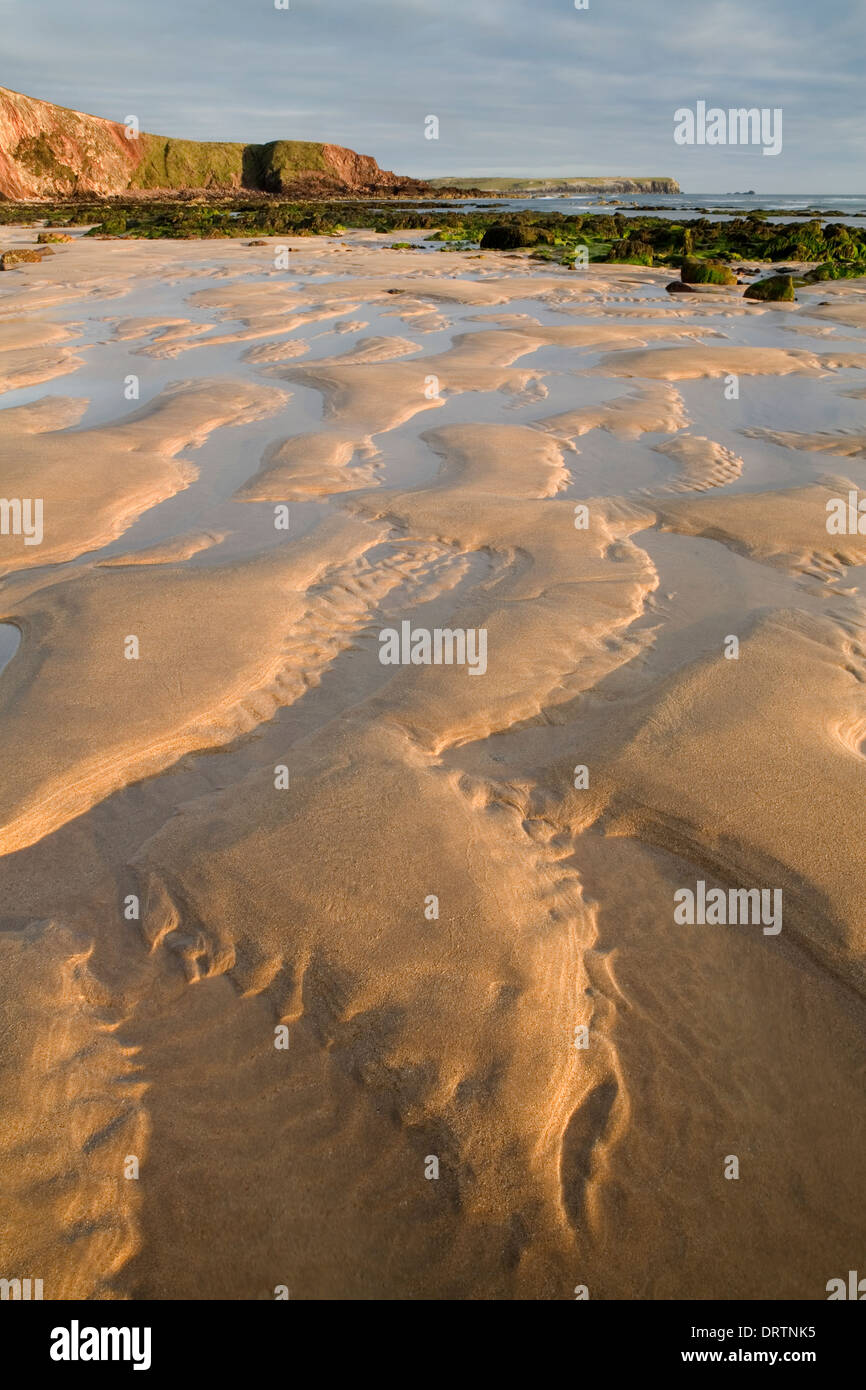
[0,229,865,1299]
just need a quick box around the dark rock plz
[0,248,47,268]
[744,274,795,301]
[479,223,552,250]
[681,256,736,285]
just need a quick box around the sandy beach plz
[1,227,865,1300]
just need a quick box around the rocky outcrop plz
[744,274,796,302]
[479,224,553,250]
[428,176,681,195]
[0,248,52,268]
[0,86,425,199]
[680,256,736,286]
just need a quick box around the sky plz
[2,0,864,193]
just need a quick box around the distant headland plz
[427,176,681,195]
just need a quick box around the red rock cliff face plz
[319,144,417,192]
[0,86,424,199]
[0,86,139,197]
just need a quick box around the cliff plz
[428,176,681,195]
[0,86,425,199]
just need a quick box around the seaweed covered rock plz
[681,256,736,285]
[744,274,795,301]
[479,223,552,250]
[83,212,127,237]
[802,261,841,282]
[0,248,49,268]
[608,237,653,265]
[36,231,73,243]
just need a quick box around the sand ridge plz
[0,378,288,573]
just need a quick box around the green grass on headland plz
[129,137,333,193]
[426,176,680,194]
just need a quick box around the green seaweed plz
[681,256,736,285]
[744,274,795,301]
[2,198,864,283]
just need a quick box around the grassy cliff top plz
[427,176,681,192]
[130,137,332,192]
